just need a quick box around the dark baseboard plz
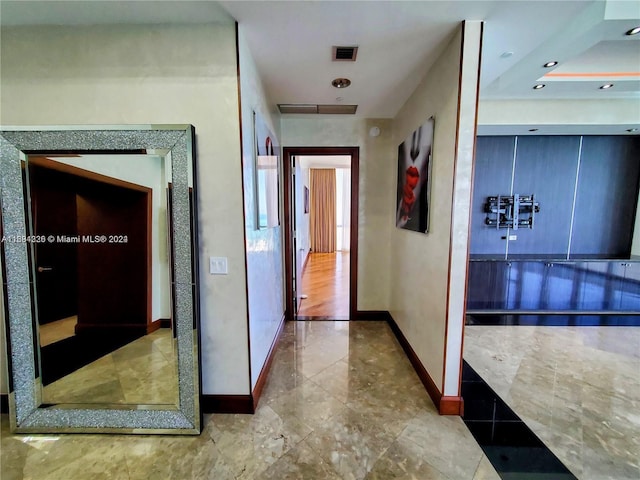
[355,310,392,321]
[252,314,285,410]
[440,396,464,416]
[295,315,350,321]
[201,394,254,414]
[146,320,161,334]
[387,313,460,415]
[0,393,8,414]
[158,318,171,329]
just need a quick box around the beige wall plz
[237,27,285,390]
[281,117,394,311]
[479,99,640,127]
[0,23,251,395]
[389,22,481,395]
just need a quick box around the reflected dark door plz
[75,185,148,332]
[29,166,78,324]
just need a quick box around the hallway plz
[1,321,499,480]
[297,252,350,319]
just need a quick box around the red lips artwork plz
[400,166,420,220]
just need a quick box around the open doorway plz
[283,147,359,321]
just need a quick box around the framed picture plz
[253,111,280,229]
[395,116,434,233]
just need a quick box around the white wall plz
[237,27,285,390]
[479,99,640,128]
[294,160,310,296]
[0,23,251,395]
[389,22,482,396]
[281,117,395,311]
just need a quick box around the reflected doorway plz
[25,154,178,406]
[283,147,359,321]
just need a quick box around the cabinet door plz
[543,262,578,310]
[470,137,515,256]
[467,261,510,310]
[620,263,640,311]
[509,136,581,256]
[571,136,640,257]
[584,262,625,310]
[508,261,546,310]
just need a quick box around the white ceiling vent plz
[278,104,358,115]
[317,104,358,114]
[278,104,319,114]
[332,46,358,61]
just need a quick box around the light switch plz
[508,235,517,241]
[210,256,228,275]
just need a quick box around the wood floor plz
[297,252,349,318]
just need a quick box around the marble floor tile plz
[38,316,77,347]
[41,328,178,406]
[3,321,500,480]
[465,325,640,480]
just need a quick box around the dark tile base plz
[462,361,577,479]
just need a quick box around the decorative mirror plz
[0,125,201,434]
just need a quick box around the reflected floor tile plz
[400,411,485,480]
[305,406,398,480]
[465,325,640,480]
[257,439,342,480]
[365,435,453,480]
[41,329,177,406]
[267,380,347,430]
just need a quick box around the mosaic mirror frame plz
[0,125,202,434]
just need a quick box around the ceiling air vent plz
[332,46,358,61]
[278,104,319,114]
[278,104,358,115]
[317,104,358,115]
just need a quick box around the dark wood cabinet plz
[467,259,640,313]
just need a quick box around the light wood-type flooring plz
[297,252,349,318]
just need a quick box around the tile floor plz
[2,321,499,480]
[42,329,177,405]
[38,316,77,347]
[464,325,640,480]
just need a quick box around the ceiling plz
[1,0,638,119]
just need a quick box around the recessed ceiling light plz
[600,84,614,89]
[626,26,640,36]
[543,61,558,68]
[529,128,539,132]
[331,78,351,89]
[627,128,638,132]
[533,84,546,90]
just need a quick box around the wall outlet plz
[509,234,517,241]
[210,256,228,275]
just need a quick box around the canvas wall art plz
[395,116,434,233]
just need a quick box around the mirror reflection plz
[25,153,178,407]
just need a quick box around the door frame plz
[283,146,359,321]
